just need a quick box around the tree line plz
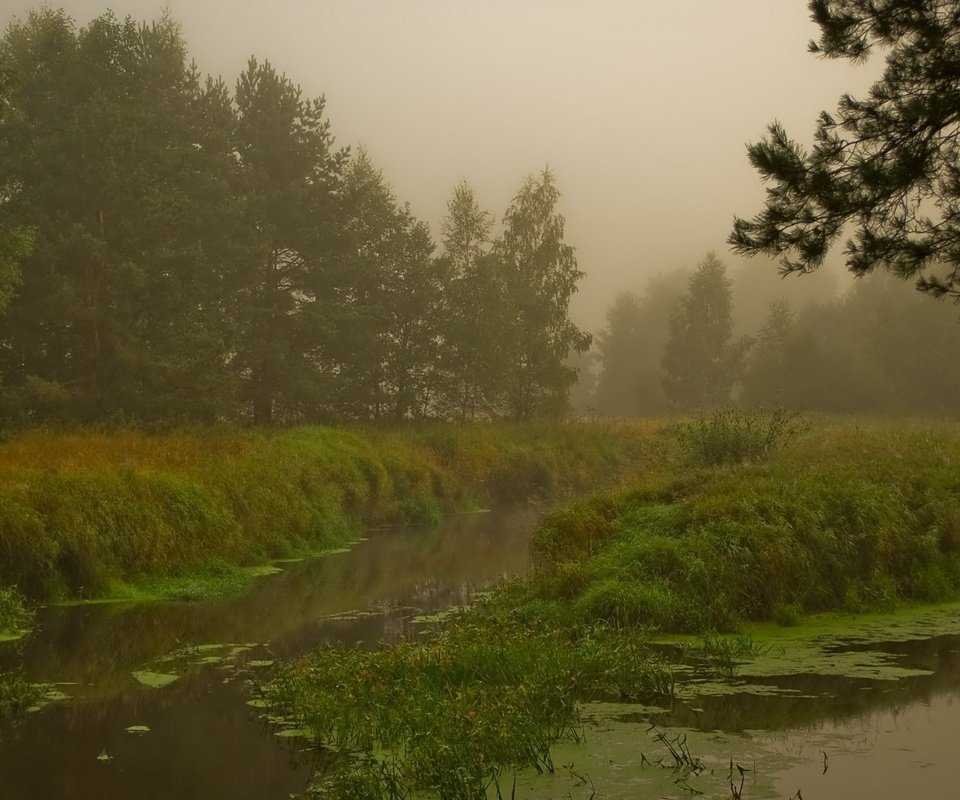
[587,252,960,417]
[0,9,589,425]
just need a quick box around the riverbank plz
[260,415,960,797]
[0,421,666,602]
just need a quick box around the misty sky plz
[3,1,882,329]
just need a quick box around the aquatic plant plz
[256,618,673,799]
[0,585,32,635]
[0,673,45,717]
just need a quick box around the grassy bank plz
[518,416,960,632]
[260,415,960,798]
[0,421,665,602]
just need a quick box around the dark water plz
[4,509,960,799]
[0,509,536,800]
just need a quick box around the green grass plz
[256,617,673,799]
[0,585,32,637]
[513,416,960,633]
[0,422,665,601]
[0,673,46,717]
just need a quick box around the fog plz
[3,0,883,329]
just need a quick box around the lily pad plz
[132,670,179,689]
[125,724,151,734]
[246,659,275,668]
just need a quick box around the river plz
[2,507,960,799]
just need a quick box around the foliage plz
[661,254,750,411]
[672,407,805,466]
[322,150,440,421]
[0,225,33,315]
[0,10,239,422]
[493,170,592,420]
[0,10,590,426]
[436,182,500,420]
[0,673,45,718]
[0,585,32,634]
[257,618,672,799]
[731,0,960,299]
[231,56,345,424]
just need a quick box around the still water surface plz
[0,509,535,800]
[3,508,960,799]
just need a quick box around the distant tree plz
[661,253,750,411]
[231,56,345,424]
[740,300,795,407]
[731,0,960,300]
[565,346,599,415]
[323,150,439,420]
[436,181,501,420]
[493,170,592,419]
[593,270,688,416]
[0,10,238,421]
[593,292,643,415]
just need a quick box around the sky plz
[3,1,882,330]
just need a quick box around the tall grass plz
[522,417,960,631]
[0,422,663,600]
[0,585,32,634]
[257,617,673,799]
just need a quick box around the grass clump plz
[673,407,804,466]
[0,585,33,636]
[256,616,672,799]
[0,673,46,717]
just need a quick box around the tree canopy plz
[730,0,960,300]
[0,9,589,425]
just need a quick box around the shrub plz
[673,407,805,466]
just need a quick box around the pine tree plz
[0,10,238,421]
[231,57,345,424]
[436,182,500,419]
[731,0,960,300]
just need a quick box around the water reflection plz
[0,508,535,800]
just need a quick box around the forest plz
[0,9,588,426]
[5,9,957,432]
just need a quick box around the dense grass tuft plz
[257,617,672,798]
[0,585,32,634]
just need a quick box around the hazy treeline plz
[586,253,960,416]
[0,10,589,425]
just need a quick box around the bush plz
[673,407,805,466]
